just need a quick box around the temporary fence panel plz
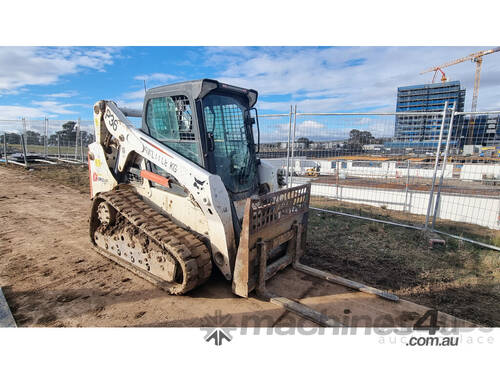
[258,106,500,246]
[1,117,96,166]
[287,110,453,229]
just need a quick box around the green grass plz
[492,233,500,247]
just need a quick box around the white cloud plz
[121,72,178,103]
[204,46,500,112]
[30,100,79,115]
[261,120,329,142]
[260,122,289,143]
[0,106,47,120]
[298,120,325,130]
[0,100,82,119]
[43,91,78,98]
[0,47,116,94]
[134,73,177,82]
[122,89,146,100]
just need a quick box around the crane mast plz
[471,57,483,113]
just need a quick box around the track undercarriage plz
[89,185,212,295]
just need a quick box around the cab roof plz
[145,78,258,107]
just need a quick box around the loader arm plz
[89,100,236,279]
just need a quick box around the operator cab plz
[142,79,260,200]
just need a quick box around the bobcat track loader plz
[88,79,397,327]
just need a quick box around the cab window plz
[146,95,200,164]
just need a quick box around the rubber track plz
[96,186,212,294]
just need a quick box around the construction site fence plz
[259,104,500,251]
[0,118,94,165]
[1,104,499,250]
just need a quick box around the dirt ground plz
[0,163,483,327]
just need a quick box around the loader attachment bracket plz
[232,184,310,297]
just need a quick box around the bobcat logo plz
[193,177,206,190]
[200,310,235,346]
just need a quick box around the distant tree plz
[51,121,78,144]
[25,130,42,145]
[61,121,77,134]
[56,121,77,141]
[296,137,312,148]
[80,130,93,145]
[347,130,375,151]
[0,133,22,145]
[50,121,95,146]
[48,133,58,145]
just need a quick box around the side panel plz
[88,143,117,197]
[258,159,279,193]
[136,185,210,239]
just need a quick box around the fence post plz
[80,130,84,162]
[285,105,292,186]
[3,132,8,165]
[432,102,457,230]
[20,134,28,168]
[335,160,339,199]
[290,104,297,187]
[74,118,80,160]
[46,117,49,158]
[22,117,28,154]
[404,159,410,212]
[57,134,61,159]
[43,117,46,158]
[424,101,448,230]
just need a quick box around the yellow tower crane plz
[421,47,500,112]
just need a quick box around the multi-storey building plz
[387,81,466,152]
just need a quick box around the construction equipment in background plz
[420,47,500,112]
[88,79,398,327]
[305,166,320,177]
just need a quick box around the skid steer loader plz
[88,79,397,327]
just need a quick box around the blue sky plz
[1,46,499,123]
